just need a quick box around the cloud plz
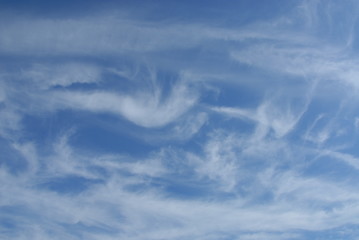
[171,112,208,140]
[0,62,200,131]
[319,150,359,171]
[2,1,359,239]
[192,132,241,192]
[0,83,6,103]
[22,63,101,89]
[0,16,206,55]
[0,107,22,139]
[2,128,359,240]
[0,9,329,57]
[0,82,21,139]
[212,91,312,139]
[52,80,198,128]
[230,33,359,94]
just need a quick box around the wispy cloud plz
[52,80,198,128]
[22,63,101,88]
[212,90,312,139]
[2,128,359,239]
[2,1,359,239]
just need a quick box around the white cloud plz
[212,93,311,139]
[303,114,330,144]
[193,132,240,192]
[239,232,300,240]
[2,1,359,239]
[3,128,359,240]
[0,11,326,57]
[231,42,359,91]
[22,63,101,89]
[171,112,208,140]
[0,82,6,103]
[0,82,22,138]
[96,156,167,178]
[12,142,39,175]
[319,150,359,171]
[0,64,199,129]
[53,81,198,128]
[0,107,22,139]
[0,16,206,55]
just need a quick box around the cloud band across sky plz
[2,1,359,240]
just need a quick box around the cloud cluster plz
[2,1,359,240]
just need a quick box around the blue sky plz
[1,0,359,239]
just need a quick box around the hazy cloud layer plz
[2,1,359,240]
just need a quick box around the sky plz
[2,0,359,239]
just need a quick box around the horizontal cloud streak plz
[2,1,359,240]
[52,81,197,128]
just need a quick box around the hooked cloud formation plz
[2,0,359,240]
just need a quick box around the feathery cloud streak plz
[2,1,359,240]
